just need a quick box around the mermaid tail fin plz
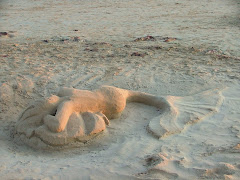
[148,89,224,138]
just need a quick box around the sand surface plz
[0,0,240,179]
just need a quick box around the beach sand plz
[0,0,240,179]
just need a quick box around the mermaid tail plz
[148,89,224,138]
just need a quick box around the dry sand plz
[0,0,240,179]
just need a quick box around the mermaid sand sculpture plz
[15,86,223,147]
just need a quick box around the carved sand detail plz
[148,89,224,138]
[15,86,223,147]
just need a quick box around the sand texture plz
[0,0,240,179]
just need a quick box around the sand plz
[0,0,240,179]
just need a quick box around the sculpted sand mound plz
[15,86,223,148]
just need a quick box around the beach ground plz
[0,0,240,179]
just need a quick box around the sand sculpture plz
[15,86,223,147]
